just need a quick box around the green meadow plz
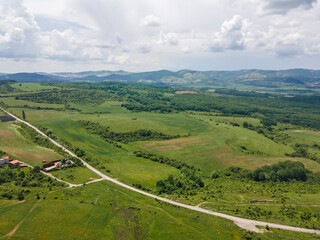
[131,115,320,174]
[3,181,319,240]
[0,122,62,164]
[0,121,100,184]
[11,82,60,92]
[1,81,320,239]
[33,118,179,188]
[50,166,100,184]
[1,97,63,109]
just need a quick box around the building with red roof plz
[8,160,20,167]
[0,156,10,165]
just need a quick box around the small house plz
[0,156,10,165]
[43,161,61,172]
[8,160,20,167]
[20,163,28,168]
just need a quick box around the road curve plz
[1,107,320,235]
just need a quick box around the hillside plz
[1,69,320,94]
[1,81,320,239]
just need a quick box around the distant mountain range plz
[1,69,320,93]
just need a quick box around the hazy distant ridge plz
[1,69,320,91]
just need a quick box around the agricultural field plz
[0,122,61,165]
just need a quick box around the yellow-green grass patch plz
[1,97,63,109]
[11,82,60,92]
[50,167,100,184]
[0,199,37,237]
[0,122,62,165]
[131,123,320,174]
[286,129,320,145]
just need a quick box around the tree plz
[22,110,26,120]
[32,166,41,173]
[18,192,24,201]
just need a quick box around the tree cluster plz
[156,168,204,195]
[78,120,179,143]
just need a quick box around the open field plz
[11,83,60,92]
[7,105,211,136]
[85,112,211,135]
[0,199,37,238]
[50,166,100,184]
[1,97,63,109]
[286,129,320,145]
[0,122,62,164]
[4,181,320,240]
[2,86,320,239]
[34,118,180,188]
[131,118,320,174]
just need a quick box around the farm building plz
[0,156,10,165]
[43,161,61,171]
[8,160,20,167]
[42,158,74,172]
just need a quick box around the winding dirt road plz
[1,107,320,235]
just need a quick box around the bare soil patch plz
[175,91,197,94]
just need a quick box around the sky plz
[0,0,320,73]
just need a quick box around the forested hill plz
[1,68,320,93]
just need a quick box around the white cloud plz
[209,15,251,52]
[158,31,179,46]
[181,46,191,54]
[0,0,40,58]
[1,0,320,72]
[140,15,161,28]
[107,54,129,65]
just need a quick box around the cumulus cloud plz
[0,0,40,58]
[140,15,161,28]
[260,0,317,15]
[107,54,129,65]
[158,31,179,46]
[1,0,320,71]
[209,15,251,52]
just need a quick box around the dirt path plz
[1,107,320,235]
[0,200,25,209]
[6,199,42,239]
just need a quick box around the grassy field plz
[11,83,60,92]
[0,199,37,238]
[1,97,63,109]
[85,112,211,135]
[50,166,100,184]
[130,117,320,174]
[0,122,62,164]
[7,106,211,136]
[286,129,320,145]
[1,86,320,239]
[4,181,319,240]
[33,118,179,188]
